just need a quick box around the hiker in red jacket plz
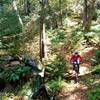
[70,51,83,73]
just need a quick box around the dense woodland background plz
[0,0,100,100]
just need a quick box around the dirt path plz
[60,45,97,100]
[57,65,92,100]
[57,82,88,100]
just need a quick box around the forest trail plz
[58,65,91,100]
[58,46,97,100]
[58,83,88,100]
[58,69,100,100]
[57,66,91,100]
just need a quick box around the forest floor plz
[57,62,100,100]
[0,16,99,100]
[57,67,89,100]
[57,46,99,100]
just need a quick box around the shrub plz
[95,49,100,64]
[1,65,31,82]
[87,88,100,100]
[47,56,66,79]
[92,64,100,75]
[47,77,65,92]
[51,30,66,44]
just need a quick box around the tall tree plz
[59,0,63,26]
[40,0,48,62]
[83,0,96,32]
[24,0,30,15]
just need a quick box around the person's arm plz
[79,55,83,63]
[70,55,74,63]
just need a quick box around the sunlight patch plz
[80,66,90,75]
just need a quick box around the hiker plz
[70,51,83,73]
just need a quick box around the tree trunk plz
[40,23,47,62]
[83,0,89,32]
[83,0,96,32]
[40,21,44,62]
[43,23,48,59]
[12,0,23,28]
[59,0,63,26]
[40,0,47,62]
[24,0,30,15]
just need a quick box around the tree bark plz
[24,0,30,15]
[43,23,48,59]
[83,0,96,32]
[59,0,63,26]
[83,0,89,32]
[40,0,47,62]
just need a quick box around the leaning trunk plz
[40,0,48,62]
[12,0,23,28]
[40,1,45,62]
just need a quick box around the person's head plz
[74,51,79,55]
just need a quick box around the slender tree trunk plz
[40,0,48,62]
[12,0,23,28]
[59,0,63,26]
[24,0,30,15]
[83,0,89,32]
[40,0,45,62]
[83,0,96,32]
[40,24,44,62]
[40,23,47,62]
[43,23,48,59]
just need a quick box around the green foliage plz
[32,75,42,93]
[91,25,100,33]
[47,77,65,92]
[85,24,100,42]
[51,30,66,44]
[3,70,20,82]
[0,11,22,36]
[1,65,31,82]
[92,64,100,75]
[87,87,100,100]
[71,25,83,45]
[15,65,31,77]
[95,49,100,64]
[0,1,22,54]
[47,56,66,78]
[0,0,11,4]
